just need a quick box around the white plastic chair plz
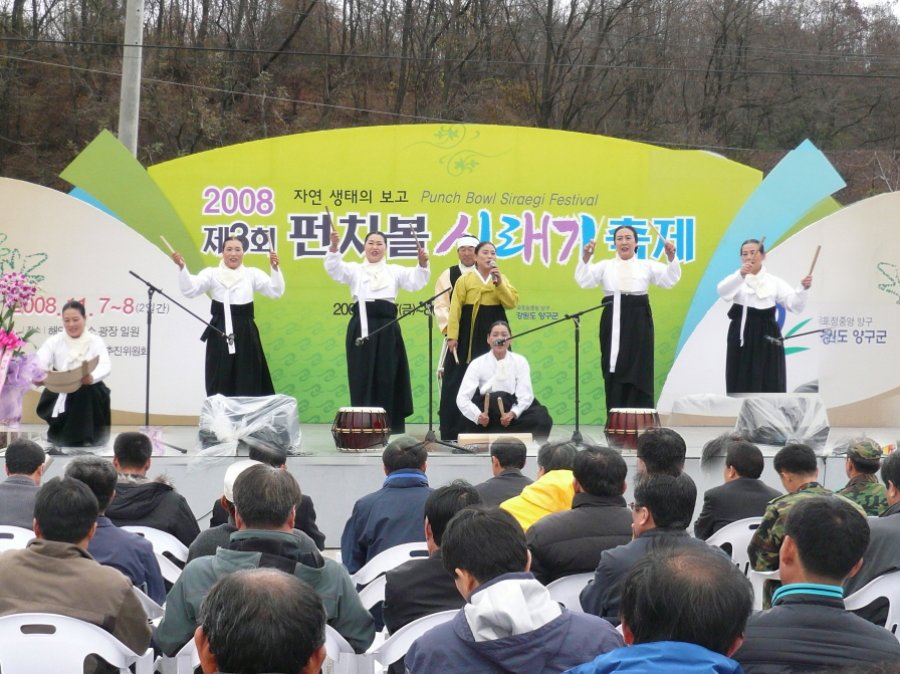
[122,525,189,584]
[0,612,154,674]
[0,525,33,551]
[155,636,200,674]
[546,572,594,612]
[324,624,363,674]
[351,542,428,586]
[361,609,458,673]
[706,517,769,610]
[358,573,387,611]
[844,569,900,641]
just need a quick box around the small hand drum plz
[331,407,391,452]
[604,408,660,450]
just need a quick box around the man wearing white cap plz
[187,460,322,562]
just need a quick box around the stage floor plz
[4,422,898,547]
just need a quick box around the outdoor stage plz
[3,420,898,547]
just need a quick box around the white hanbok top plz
[324,251,430,337]
[574,255,681,372]
[717,267,808,346]
[456,350,534,423]
[36,332,111,416]
[178,263,284,353]
[434,263,477,334]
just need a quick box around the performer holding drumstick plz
[325,228,429,435]
[439,241,518,440]
[170,235,283,397]
[575,224,680,413]
[717,238,813,394]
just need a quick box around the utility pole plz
[118,0,145,156]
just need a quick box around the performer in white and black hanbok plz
[325,230,429,434]
[172,236,284,397]
[575,225,680,413]
[717,238,812,394]
[35,300,111,447]
[456,321,552,442]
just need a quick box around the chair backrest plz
[156,635,200,674]
[369,609,458,667]
[705,517,762,575]
[357,573,387,611]
[0,612,153,674]
[844,570,900,640]
[324,625,361,674]
[131,587,164,621]
[0,525,34,552]
[351,542,429,586]
[546,572,594,612]
[122,525,188,584]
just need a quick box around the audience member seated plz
[384,481,482,674]
[340,435,432,574]
[456,321,553,442]
[0,437,45,528]
[105,431,200,546]
[189,459,323,563]
[734,496,900,671]
[157,464,374,655]
[748,443,863,574]
[694,440,781,540]
[635,427,686,477]
[65,456,166,604]
[195,568,327,674]
[581,471,708,625]
[0,477,151,671]
[405,507,623,673]
[208,444,325,549]
[845,450,900,626]
[475,439,533,507]
[568,545,752,674]
[527,446,632,584]
[838,438,888,516]
[501,441,577,530]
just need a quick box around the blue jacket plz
[565,641,745,673]
[405,573,623,674]
[340,470,431,573]
[88,515,166,604]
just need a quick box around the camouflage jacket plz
[747,482,865,572]
[838,474,888,516]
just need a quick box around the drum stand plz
[501,302,605,443]
[355,287,461,451]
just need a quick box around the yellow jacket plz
[500,469,575,531]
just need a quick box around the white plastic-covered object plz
[733,394,829,450]
[197,394,302,457]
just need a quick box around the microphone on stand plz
[355,336,369,347]
[493,339,506,346]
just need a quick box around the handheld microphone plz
[493,339,506,346]
[489,260,499,285]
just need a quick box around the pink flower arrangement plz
[0,271,39,358]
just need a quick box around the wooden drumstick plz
[483,394,490,416]
[498,398,506,415]
[409,227,422,249]
[451,346,459,364]
[160,235,175,254]
[325,205,336,236]
[757,236,766,255]
[808,245,821,276]
[650,221,668,244]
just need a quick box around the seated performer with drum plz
[456,322,553,442]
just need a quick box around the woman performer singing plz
[439,241,518,440]
[717,239,812,394]
[325,230,429,435]
[575,225,680,413]
[172,236,284,397]
[35,300,111,447]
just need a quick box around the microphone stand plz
[497,302,605,443]
[764,328,827,346]
[128,270,224,453]
[354,287,461,451]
